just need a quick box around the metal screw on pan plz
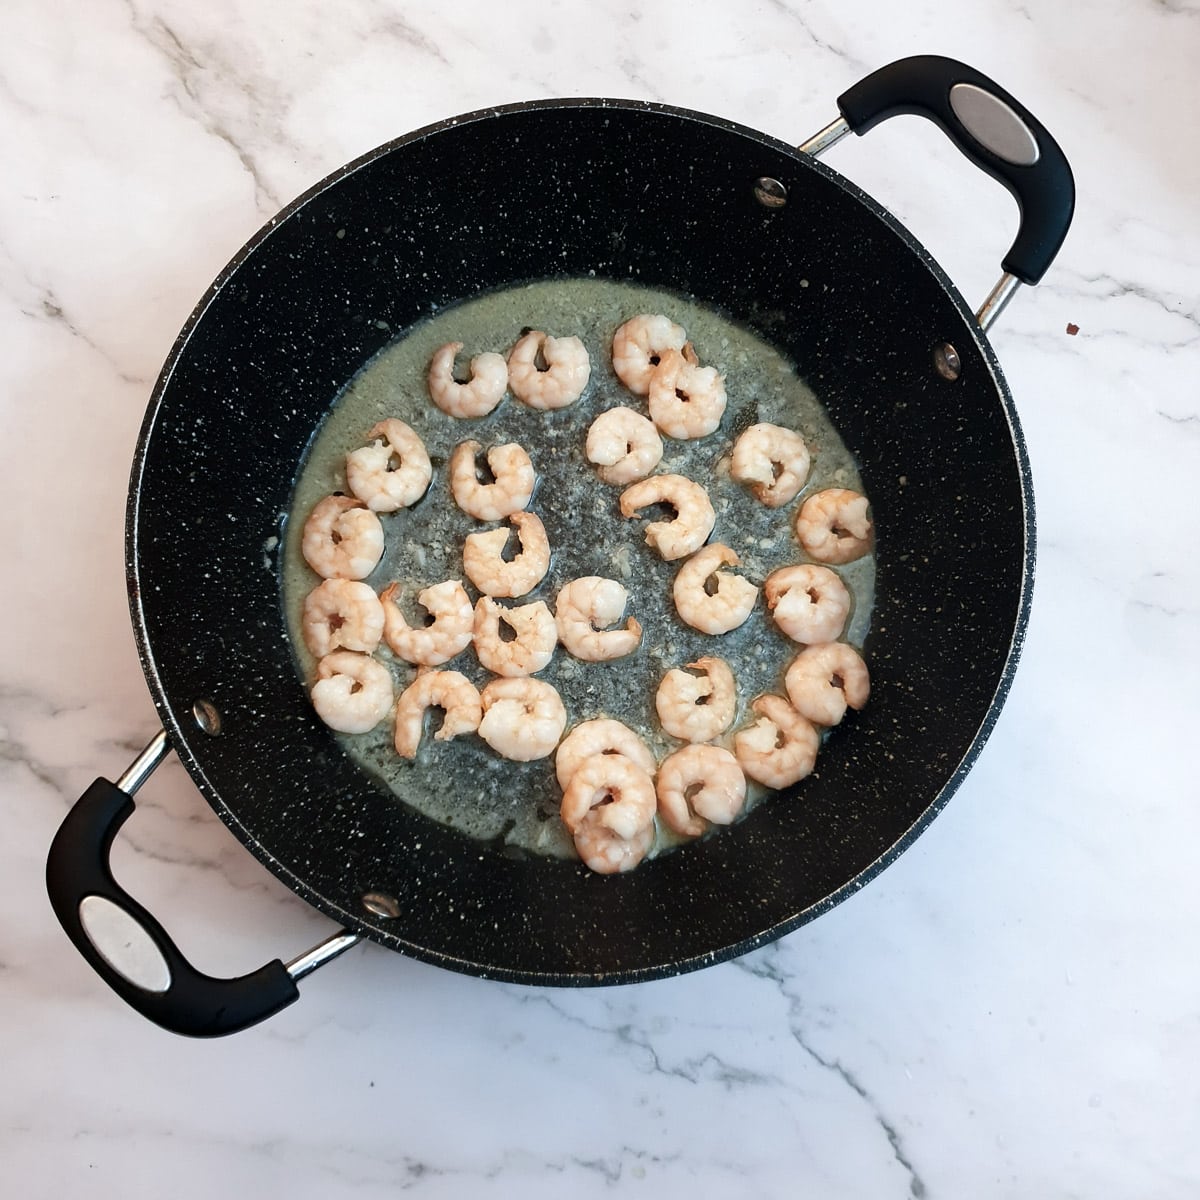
[192,698,222,736]
[753,177,788,208]
[361,892,401,919]
[933,342,962,381]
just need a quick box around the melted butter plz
[283,277,874,859]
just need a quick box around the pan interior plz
[129,100,1030,984]
[283,275,874,860]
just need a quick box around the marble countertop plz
[4,0,1198,1195]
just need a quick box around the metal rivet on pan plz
[192,698,222,735]
[361,891,401,919]
[753,177,788,208]
[933,342,962,381]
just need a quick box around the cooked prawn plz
[301,579,385,658]
[344,419,432,512]
[507,330,590,410]
[449,440,536,521]
[785,642,870,727]
[764,564,851,645]
[302,495,385,580]
[462,510,550,598]
[380,579,474,666]
[585,406,663,485]
[560,753,656,841]
[477,677,567,761]
[795,488,873,564]
[554,718,657,791]
[647,345,727,439]
[393,669,482,758]
[428,342,508,418]
[555,576,642,661]
[672,544,758,635]
[656,744,747,837]
[731,423,811,508]
[311,651,393,734]
[473,596,556,677]
[573,820,655,875]
[655,656,737,743]
[619,473,715,561]
[733,694,819,789]
[611,314,687,395]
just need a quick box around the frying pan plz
[46,56,1074,1037]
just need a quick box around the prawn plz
[301,578,385,658]
[730,423,811,508]
[647,344,727,439]
[311,651,394,734]
[449,440,536,521]
[507,330,590,410]
[654,656,737,743]
[344,419,432,512]
[672,544,758,635]
[733,694,819,789]
[555,576,642,661]
[428,341,508,418]
[619,473,715,561]
[393,669,482,758]
[795,488,873,564]
[656,744,747,838]
[585,406,663,485]
[560,753,656,842]
[764,564,851,645]
[473,596,556,677]
[611,314,687,395]
[380,579,474,666]
[785,642,870,727]
[554,718,657,792]
[573,820,655,875]
[462,510,550,598]
[477,677,567,761]
[301,494,384,581]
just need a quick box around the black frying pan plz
[47,56,1074,1036]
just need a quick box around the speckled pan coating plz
[126,99,1033,985]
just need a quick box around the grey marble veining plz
[3,0,1199,1196]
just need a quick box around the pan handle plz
[803,55,1074,324]
[45,730,359,1037]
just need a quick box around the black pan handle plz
[46,731,355,1037]
[835,55,1075,286]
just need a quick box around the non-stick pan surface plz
[126,98,1030,984]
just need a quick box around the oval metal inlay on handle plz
[949,83,1040,166]
[78,895,172,993]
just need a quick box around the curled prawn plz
[428,342,508,418]
[611,314,687,395]
[560,753,656,842]
[672,544,758,635]
[555,576,642,661]
[795,488,873,564]
[449,440,536,521]
[301,579,385,658]
[393,670,482,758]
[554,718,657,792]
[647,344,727,439]
[311,651,394,734]
[619,473,715,561]
[731,423,811,508]
[785,642,870,727]
[477,677,567,761]
[764,564,851,645]
[654,656,737,743]
[733,694,819,789]
[573,821,655,875]
[462,510,551,598]
[585,406,663,485]
[380,579,474,666]
[302,495,384,581]
[656,744,747,838]
[507,331,590,410]
[473,596,556,677]
[345,419,432,512]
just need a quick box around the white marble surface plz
[3,0,1198,1195]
